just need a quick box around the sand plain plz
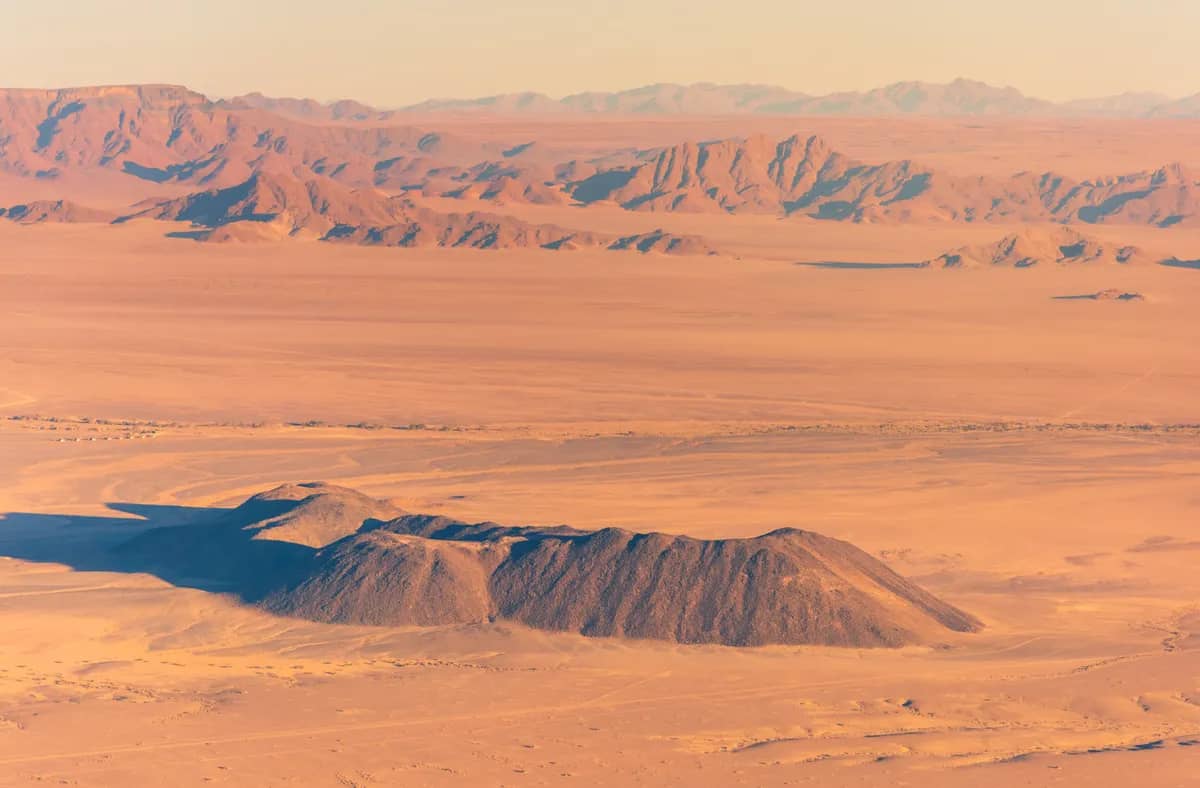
[1,188,1199,785]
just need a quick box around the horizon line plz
[2,77,1193,112]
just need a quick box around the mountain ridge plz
[560,133,1200,225]
[397,78,1199,118]
[110,170,720,254]
[3,84,1198,230]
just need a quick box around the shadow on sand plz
[794,261,927,270]
[0,503,309,599]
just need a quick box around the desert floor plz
[1,218,1198,786]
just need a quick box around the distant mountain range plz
[215,80,1200,120]
[382,79,1198,118]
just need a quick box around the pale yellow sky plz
[3,0,1196,104]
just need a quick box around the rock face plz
[927,227,1155,268]
[118,483,981,648]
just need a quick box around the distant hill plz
[560,83,809,115]
[560,133,1200,226]
[119,483,981,647]
[926,227,1156,268]
[122,170,412,238]
[0,199,115,224]
[1061,92,1174,117]
[116,170,718,254]
[216,92,391,123]
[1148,94,1200,119]
[752,79,1053,116]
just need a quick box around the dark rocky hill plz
[118,483,980,647]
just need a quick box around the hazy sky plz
[3,0,1196,104]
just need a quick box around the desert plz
[2,196,1199,784]
[2,11,1200,785]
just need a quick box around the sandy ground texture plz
[0,219,1198,786]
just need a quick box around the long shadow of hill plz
[0,501,576,607]
[0,502,312,600]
